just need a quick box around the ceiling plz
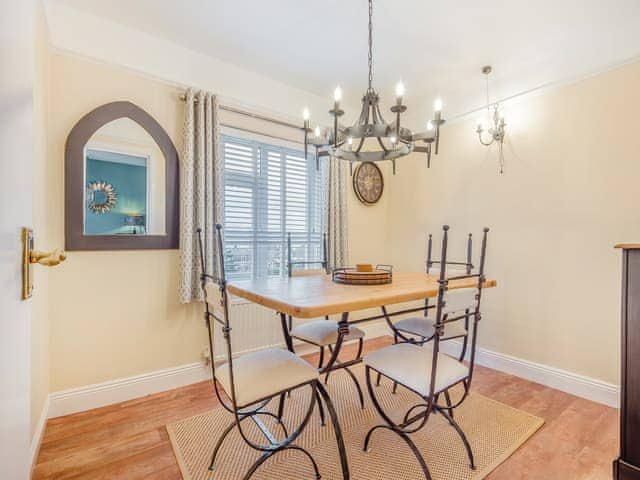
[55,0,640,123]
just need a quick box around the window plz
[222,135,326,279]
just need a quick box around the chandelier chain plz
[368,0,373,91]
[485,73,490,112]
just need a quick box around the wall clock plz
[353,162,384,205]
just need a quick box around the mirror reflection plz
[83,118,166,236]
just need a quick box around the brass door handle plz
[30,249,66,267]
[22,227,66,300]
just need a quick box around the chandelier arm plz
[376,136,389,154]
[354,99,371,154]
[374,102,387,126]
[477,131,494,147]
[370,102,379,125]
[355,104,368,128]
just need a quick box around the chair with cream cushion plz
[197,225,350,480]
[363,225,489,480]
[385,231,475,361]
[285,232,367,410]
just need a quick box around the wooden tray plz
[332,267,393,285]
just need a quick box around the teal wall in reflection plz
[85,157,147,235]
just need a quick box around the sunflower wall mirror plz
[65,101,179,250]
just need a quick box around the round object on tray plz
[356,263,373,272]
[333,267,392,285]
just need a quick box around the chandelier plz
[302,0,445,174]
[476,65,507,174]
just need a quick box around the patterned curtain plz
[326,155,349,269]
[179,89,222,303]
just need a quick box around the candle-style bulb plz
[395,81,405,98]
[302,108,310,121]
[434,98,443,112]
[347,136,353,146]
[390,135,397,144]
[427,120,434,131]
[314,125,321,138]
[334,86,342,102]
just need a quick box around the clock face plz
[353,162,384,205]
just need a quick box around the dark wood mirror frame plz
[65,101,179,250]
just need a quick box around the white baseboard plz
[439,340,620,408]
[48,362,211,418]
[30,395,50,471]
[47,321,390,418]
[46,320,619,420]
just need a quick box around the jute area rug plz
[167,365,543,480]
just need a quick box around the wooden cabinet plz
[615,245,640,479]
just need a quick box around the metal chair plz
[363,225,489,480]
[386,231,474,361]
[197,225,350,480]
[285,232,366,411]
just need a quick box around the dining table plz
[228,271,497,371]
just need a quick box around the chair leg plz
[314,388,326,426]
[242,451,275,480]
[438,407,476,470]
[375,372,382,387]
[315,382,350,480]
[277,392,286,421]
[363,367,434,479]
[443,390,454,419]
[343,367,365,409]
[208,420,238,471]
[318,346,325,369]
[363,425,432,480]
[324,345,334,384]
[284,445,322,479]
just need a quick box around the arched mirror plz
[65,101,179,250]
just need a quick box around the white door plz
[0,1,35,478]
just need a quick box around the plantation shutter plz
[222,135,325,279]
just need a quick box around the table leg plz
[321,312,349,373]
[279,312,294,352]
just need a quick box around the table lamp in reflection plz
[124,213,145,234]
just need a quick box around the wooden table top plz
[228,271,497,318]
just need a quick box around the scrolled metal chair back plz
[197,225,242,415]
[428,225,489,400]
[287,231,329,277]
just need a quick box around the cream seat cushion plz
[394,316,468,339]
[291,320,365,346]
[216,348,318,408]
[364,342,468,396]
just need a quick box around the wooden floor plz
[33,337,618,479]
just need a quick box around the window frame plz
[221,133,326,280]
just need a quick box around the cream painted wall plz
[31,0,51,438]
[389,61,640,385]
[47,51,391,393]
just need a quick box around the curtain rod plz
[179,93,303,132]
[220,123,304,146]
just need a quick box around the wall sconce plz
[476,66,507,174]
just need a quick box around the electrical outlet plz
[202,346,211,365]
